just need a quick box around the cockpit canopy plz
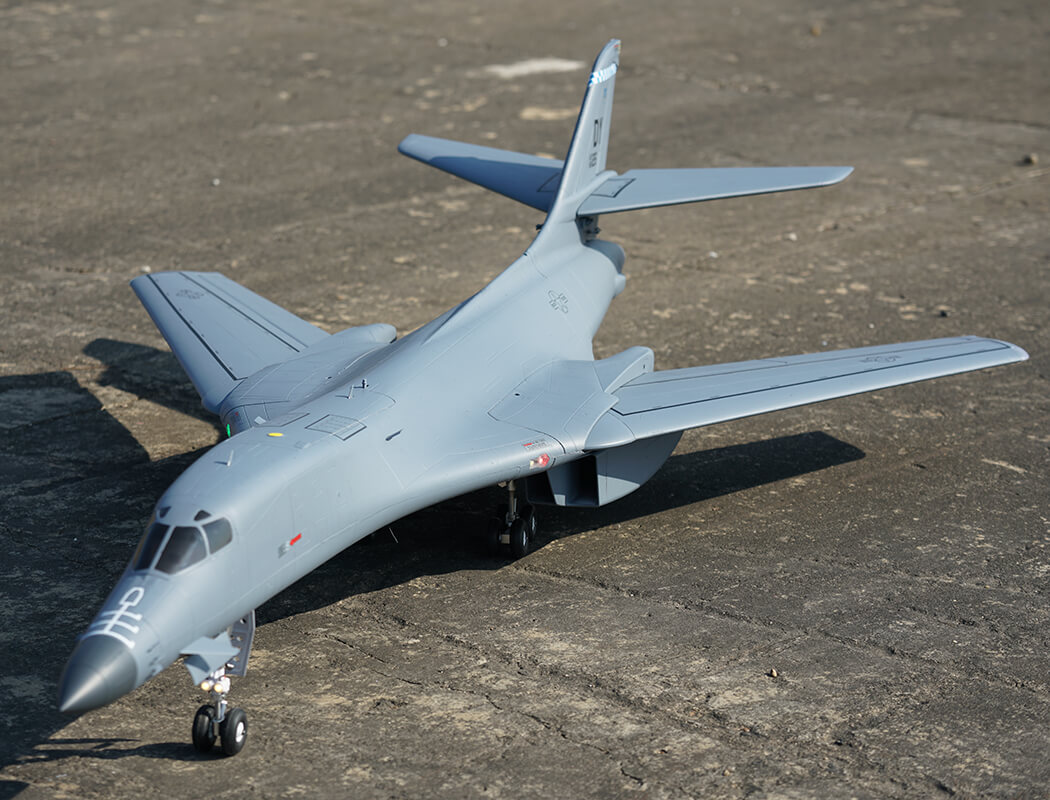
[131,508,233,574]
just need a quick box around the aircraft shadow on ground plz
[0,367,218,776]
[256,430,865,623]
[0,349,862,772]
[83,338,220,429]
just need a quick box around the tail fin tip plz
[546,40,622,219]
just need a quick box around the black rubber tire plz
[508,518,529,559]
[219,707,248,756]
[485,517,502,556]
[521,504,537,541]
[192,704,217,753]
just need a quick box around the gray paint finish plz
[57,39,1028,751]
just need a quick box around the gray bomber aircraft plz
[59,40,1027,756]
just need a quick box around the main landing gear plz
[487,480,537,559]
[190,612,254,756]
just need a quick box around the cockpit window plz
[132,515,234,573]
[133,522,169,571]
[155,526,207,574]
[204,518,233,552]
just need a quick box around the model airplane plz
[58,40,1027,756]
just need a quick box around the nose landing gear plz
[192,669,248,756]
[187,611,254,756]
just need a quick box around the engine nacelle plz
[524,431,681,507]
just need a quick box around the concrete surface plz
[1,0,1048,797]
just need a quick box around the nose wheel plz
[192,704,217,751]
[486,480,537,559]
[191,668,249,756]
[220,707,248,755]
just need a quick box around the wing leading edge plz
[131,271,330,412]
[585,337,1028,450]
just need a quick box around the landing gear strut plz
[487,480,537,559]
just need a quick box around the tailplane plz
[398,40,852,225]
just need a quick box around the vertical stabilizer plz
[545,39,620,223]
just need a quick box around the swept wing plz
[585,336,1028,449]
[131,271,329,412]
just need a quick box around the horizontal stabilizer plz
[586,336,1027,449]
[398,134,563,212]
[577,166,853,216]
[131,272,330,412]
[399,41,855,230]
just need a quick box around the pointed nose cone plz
[58,636,138,715]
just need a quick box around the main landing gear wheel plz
[487,480,538,559]
[220,707,248,756]
[192,704,217,753]
[508,518,529,559]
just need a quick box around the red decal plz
[290,533,302,546]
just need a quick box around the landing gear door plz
[226,611,255,677]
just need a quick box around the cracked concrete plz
[1,0,1049,797]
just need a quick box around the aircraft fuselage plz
[59,235,626,713]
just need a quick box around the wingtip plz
[976,335,1030,362]
[829,166,854,184]
[397,133,420,156]
[1008,342,1030,362]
